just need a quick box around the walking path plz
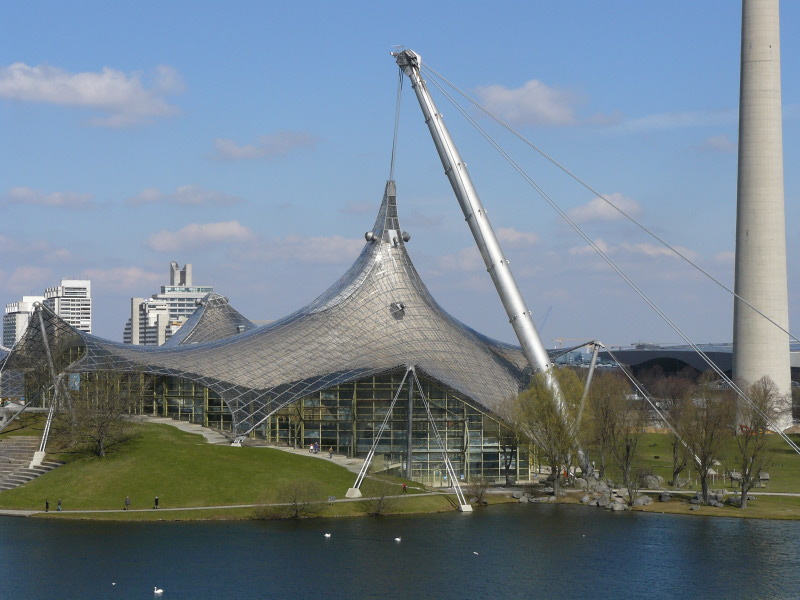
[140,416,367,475]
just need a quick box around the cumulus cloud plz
[435,246,484,273]
[126,185,243,206]
[3,265,53,293]
[568,193,641,223]
[569,239,613,256]
[238,235,363,265]
[83,266,162,290]
[3,186,94,209]
[618,109,735,133]
[497,227,538,246]
[697,134,737,153]
[568,238,696,261]
[340,201,375,215]
[475,80,579,126]
[0,62,183,127]
[146,221,255,252]
[213,131,317,161]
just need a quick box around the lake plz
[1,504,799,599]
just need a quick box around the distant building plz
[3,296,44,348]
[43,279,91,334]
[123,262,213,345]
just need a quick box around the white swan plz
[394,537,401,543]
[154,587,164,595]
[323,533,331,538]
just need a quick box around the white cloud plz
[568,193,641,223]
[435,246,484,273]
[620,242,697,260]
[213,131,317,161]
[618,109,735,133]
[569,239,613,256]
[340,201,375,215]
[475,80,578,126]
[4,186,94,209]
[83,266,162,290]
[0,62,183,127]
[146,221,255,252]
[497,227,538,246]
[3,265,53,293]
[127,185,242,206]
[697,134,737,153]
[239,235,363,265]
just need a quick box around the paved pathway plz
[140,416,366,474]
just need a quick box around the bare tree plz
[585,371,631,479]
[731,377,787,508]
[512,369,584,494]
[265,479,323,519]
[678,378,735,504]
[608,393,647,505]
[52,369,151,458]
[358,478,397,516]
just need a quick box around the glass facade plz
[139,370,528,485]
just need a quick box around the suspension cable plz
[388,67,404,181]
[419,68,800,456]
[421,63,800,348]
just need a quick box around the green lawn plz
[0,423,415,515]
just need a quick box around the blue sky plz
[1,1,798,348]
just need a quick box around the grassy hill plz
[0,419,455,519]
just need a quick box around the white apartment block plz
[43,279,92,333]
[123,262,212,345]
[3,295,45,348]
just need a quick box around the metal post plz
[406,368,414,479]
[393,49,564,412]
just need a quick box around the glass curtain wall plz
[140,370,528,485]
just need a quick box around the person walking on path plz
[45,498,49,512]
[124,496,131,510]
[153,496,159,509]
[328,447,334,459]
[57,498,62,512]
[402,483,407,494]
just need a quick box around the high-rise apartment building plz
[43,279,92,333]
[123,262,213,345]
[3,296,44,348]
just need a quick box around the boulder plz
[512,491,523,499]
[610,502,628,511]
[633,495,653,506]
[573,477,588,490]
[659,493,671,502]
[518,496,529,503]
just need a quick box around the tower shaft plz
[733,0,791,423]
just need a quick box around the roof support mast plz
[393,49,563,408]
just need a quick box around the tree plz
[607,392,646,505]
[512,369,584,494]
[585,371,631,479]
[52,368,151,458]
[262,479,323,519]
[731,377,787,508]
[678,378,735,504]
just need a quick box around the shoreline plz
[4,487,800,522]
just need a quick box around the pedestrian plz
[309,443,314,454]
[124,496,131,510]
[328,447,333,459]
[45,498,49,512]
[57,498,62,512]
[153,496,159,510]
[402,483,407,494]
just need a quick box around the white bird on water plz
[394,537,401,543]
[324,533,331,538]
[154,587,164,595]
